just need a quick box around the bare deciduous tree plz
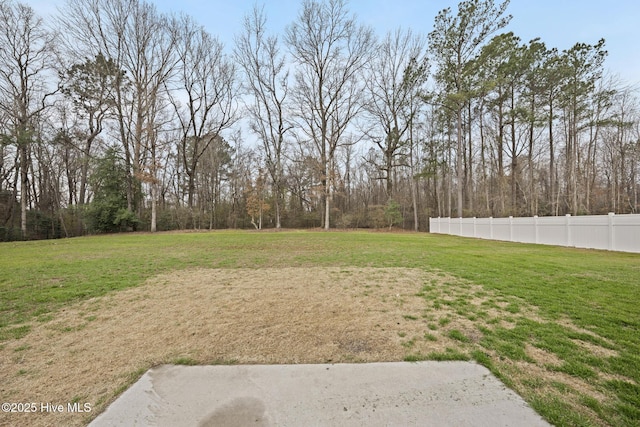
[60,0,178,232]
[363,29,428,199]
[0,0,57,237]
[286,0,374,229]
[235,5,291,229]
[169,14,238,217]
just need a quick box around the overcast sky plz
[30,0,640,85]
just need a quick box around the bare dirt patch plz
[1,267,469,427]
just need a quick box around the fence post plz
[473,217,477,238]
[534,215,539,244]
[608,212,615,251]
[509,216,513,242]
[489,217,493,239]
[565,214,572,247]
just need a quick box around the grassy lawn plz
[1,230,638,426]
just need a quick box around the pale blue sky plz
[154,0,640,85]
[31,0,640,84]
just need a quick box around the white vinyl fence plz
[429,213,640,253]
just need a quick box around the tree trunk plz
[274,159,282,229]
[78,128,100,205]
[528,95,536,216]
[510,86,518,215]
[467,101,473,214]
[480,104,490,215]
[151,183,157,232]
[20,143,28,238]
[549,97,555,215]
[497,96,505,215]
[274,192,281,229]
[456,107,463,217]
[409,121,419,231]
[386,146,393,199]
[150,145,158,233]
[324,159,331,230]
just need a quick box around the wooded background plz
[1,0,638,240]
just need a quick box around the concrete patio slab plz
[89,361,550,426]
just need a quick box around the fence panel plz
[614,214,640,253]
[511,217,536,244]
[537,216,569,246]
[492,218,511,242]
[460,220,475,238]
[571,215,608,250]
[475,218,492,239]
[429,214,640,254]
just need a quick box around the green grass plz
[1,230,639,426]
[172,357,199,366]
[447,329,471,343]
[405,348,470,362]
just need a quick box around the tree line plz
[1,0,638,240]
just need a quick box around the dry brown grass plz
[0,267,473,427]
